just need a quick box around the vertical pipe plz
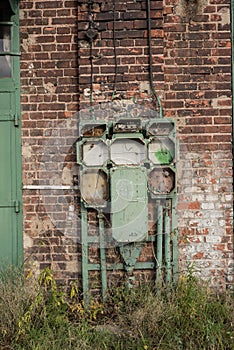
[164,202,171,284]
[232,0,234,146]
[81,203,89,304]
[98,211,107,300]
[156,201,163,286]
[231,1,234,280]
[112,0,118,98]
[171,196,179,283]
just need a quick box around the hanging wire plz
[146,0,163,117]
[112,0,118,99]
[89,41,93,108]
[86,0,98,117]
[87,0,94,109]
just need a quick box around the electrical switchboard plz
[77,117,177,300]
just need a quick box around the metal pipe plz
[81,203,89,303]
[171,196,179,283]
[232,0,234,143]
[156,201,163,286]
[230,0,234,289]
[98,211,107,300]
[164,202,171,283]
[87,0,95,118]
[112,0,118,98]
[146,0,163,117]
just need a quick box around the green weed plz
[0,266,233,350]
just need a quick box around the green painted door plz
[0,0,22,266]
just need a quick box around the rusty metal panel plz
[80,169,108,207]
[148,167,176,195]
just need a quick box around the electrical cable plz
[87,0,93,109]
[146,0,163,118]
[112,0,118,99]
[89,39,93,108]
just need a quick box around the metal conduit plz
[230,1,234,285]
[171,197,179,282]
[156,201,163,286]
[164,202,171,284]
[98,211,107,300]
[81,204,89,304]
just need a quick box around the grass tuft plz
[0,266,233,350]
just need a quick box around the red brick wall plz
[78,0,164,107]
[20,0,81,283]
[163,0,233,288]
[20,0,233,288]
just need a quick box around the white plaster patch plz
[22,143,32,159]
[218,7,230,26]
[139,81,151,94]
[211,95,229,109]
[205,236,222,243]
[24,233,33,249]
[44,82,56,94]
[21,35,36,53]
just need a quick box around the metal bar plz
[0,21,13,25]
[231,0,234,283]
[87,262,155,271]
[87,235,157,244]
[0,52,21,56]
[164,202,171,284]
[81,204,89,303]
[0,201,17,207]
[14,114,19,126]
[14,199,20,213]
[0,113,14,121]
[23,185,76,190]
[98,211,107,300]
[171,196,179,283]
[156,201,163,286]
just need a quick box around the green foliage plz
[0,266,233,350]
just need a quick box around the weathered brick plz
[20,0,233,289]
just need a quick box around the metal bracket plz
[14,200,20,213]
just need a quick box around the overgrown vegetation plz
[0,266,233,350]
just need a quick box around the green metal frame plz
[77,118,178,300]
[0,0,22,266]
